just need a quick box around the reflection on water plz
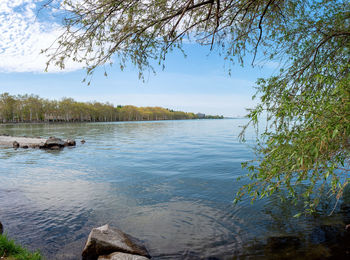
[0,120,348,259]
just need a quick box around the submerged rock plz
[81,139,86,144]
[266,236,301,251]
[82,224,150,260]
[98,252,150,260]
[50,145,62,150]
[309,225,342,245]
[308,224,350,259]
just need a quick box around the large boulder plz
[82,224,150,260]
[98,252,150,260]
[45,137,65,149]
[0,221,3,234]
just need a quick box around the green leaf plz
[293,213,302,218]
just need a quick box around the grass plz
[0,234,42,260]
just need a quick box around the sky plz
[0,0,279,117]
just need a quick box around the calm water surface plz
[0,119,347,259]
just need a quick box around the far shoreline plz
[0,117,234,126]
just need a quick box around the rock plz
[45,137,65,149]
[98,252,150,260]
[13,141,19,149]
[0,221,3,234]
[266,236,301,251]
[82,224,150,260]
[81,139,86,144]
[309,224,343,245]
[309,224,350,258]
[66,139,76,146]
[22,145,29,149]
[39,142,46,149]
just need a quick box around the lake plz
[0,119,348,259]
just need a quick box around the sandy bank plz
[0,135,77,149]
[0,136,46,147]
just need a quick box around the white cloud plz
[0,0,83,73]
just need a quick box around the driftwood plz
[0,135,76,149]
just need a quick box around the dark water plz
[0,119,349,259]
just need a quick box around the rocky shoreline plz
[1,216,350,259]
[0,135,80,150]
[0,222,151,260]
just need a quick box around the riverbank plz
[0,118,223,126]
[0,222,150,260]
[0,136,46,147]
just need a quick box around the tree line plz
[0,93,223,123]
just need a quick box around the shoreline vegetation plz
[0,93,223,124]
[0,234,42,260]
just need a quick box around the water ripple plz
[0,120,339,259]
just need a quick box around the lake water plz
[0,119,348,259]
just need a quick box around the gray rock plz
[65,139,76,146]
[0,221,3,234]
[98,252,150,260]
[45,137,65,148]
[13,141,19,149]
[39,142,46,149]
[81,139,86,144]
[82,224,150,260]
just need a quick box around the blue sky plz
[0,0,278,117]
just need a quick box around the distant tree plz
[0,93,206,123]
[0,93,17,123]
